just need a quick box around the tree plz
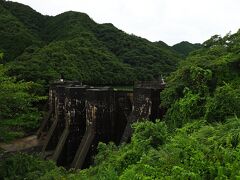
[0,61,44,142]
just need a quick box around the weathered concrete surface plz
[71,87,115,169]
[120,81,165,143]
[52,86,88,167]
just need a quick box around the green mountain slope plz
[161,30,240,128]
[0,0,181,86]
[93,24,180,80]
[172,41,202,57]
[0,2,40,61]
[0,1,46,39]
[9,34,135,85]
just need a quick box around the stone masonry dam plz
[37,80,165,169]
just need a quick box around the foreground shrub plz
[205,83,240,122]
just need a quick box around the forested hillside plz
[162,31,240,128]
[172,41,202,57]
[0,0,186,143]
[0,0,181,87]
[0,0,239,179]
[1,26,239,179]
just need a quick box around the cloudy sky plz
[12,0,240,45]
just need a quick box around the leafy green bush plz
[131,120,168,148]
[79,118,240,179]
[2,118,240,179]
[205,84,240,122]
[0,153,65,180]
[164,91,204,128]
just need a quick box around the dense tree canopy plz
[0,0,181,87]
[172,41,202,58]
[161,30,240,128]
[0,63,44,142]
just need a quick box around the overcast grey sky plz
[12,0,240,45]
